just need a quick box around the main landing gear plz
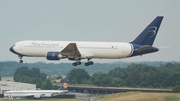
[18,55,23,63]
[85,61,93,66]
[72,59,93,66]
[72,61,81,66]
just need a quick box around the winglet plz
[131,16,163,46]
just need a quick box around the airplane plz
[9,16,163,66]
[4,78,69,100]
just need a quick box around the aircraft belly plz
[92,50,130,59]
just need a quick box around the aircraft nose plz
[9,46,16,54]
[9,45,22,56]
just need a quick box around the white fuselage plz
[9,16,163,65]
[12,40,133,59]
[4,90,68,99]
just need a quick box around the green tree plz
[139,82,148,87]
[14,66,29,81]
[41,79,53,90]
[172,86,180,93]
[126,69,141,87]
[176,81,180,86]
[152,83,161,88]
[109,67,128,80]
[90,71,107,86]
[101,76,113,86]
[36,78,43,88]
[40,72,47,81]
[14,67,47,82]
[67,68,90,84]
[13,66,47,88]
[30,67,40,78]
[109,77,125,87]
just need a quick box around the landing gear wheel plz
[18,55,23,63]
[89,61,93,65]
[84,58,93,66]
[19,60,23,63]
[72,62,77,66]
[85,62,89,66]
[72,61,81,66]
[77,62,81,65]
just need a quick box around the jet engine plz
[46,52,67,60]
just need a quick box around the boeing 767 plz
[9,16,163,66]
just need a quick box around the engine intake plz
[46,52,67,60]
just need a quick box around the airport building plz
[0,81,36,94]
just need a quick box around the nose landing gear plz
[18,55,23,63]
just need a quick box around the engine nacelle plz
[46,52,67,60]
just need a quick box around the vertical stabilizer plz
[59,78,69,90]
[131,16,163,46]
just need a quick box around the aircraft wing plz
[26,93,45,98]
[24,94,35,98]
[60,43,81,59]
[51,90,68,96]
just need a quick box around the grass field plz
[92,92,180,101]
[0,98,82,101]
[1,92,180,101]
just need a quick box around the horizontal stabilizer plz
[135,45,154,52]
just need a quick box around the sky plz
[0,0,180,63]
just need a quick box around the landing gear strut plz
[85,58,93,66]
[18,55,23,63]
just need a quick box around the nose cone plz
[9,46,16,54]
[9,45,23,56]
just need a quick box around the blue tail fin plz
[131,16,163,46]
[58,78,69,90]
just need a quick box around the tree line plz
[12,63,180,92]
[0,61,171,76]
[66,63,180,92]
[13,67,54,89]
